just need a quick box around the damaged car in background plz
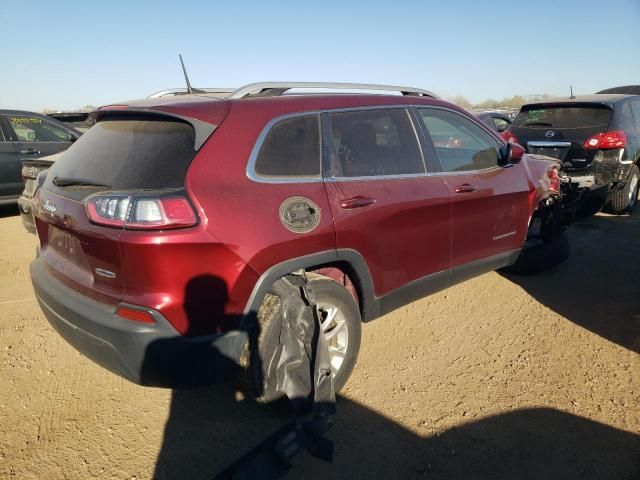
[503,94,640,215]
[17,113,93,233]
[29,82,572,402]
[20,152,64,233]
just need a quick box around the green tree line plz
[449,94,554,110]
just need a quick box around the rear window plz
[513,105,612,129]
[46,118,196,190]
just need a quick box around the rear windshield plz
[46,118,196,190]
[513,105,612,129]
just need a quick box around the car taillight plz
[501,130,519,144]
[547,166,560,194]
[583,131,627,149]
[21,165,40,182]
[85,191,197,230]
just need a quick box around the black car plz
[597,85,640,95]
[0,110,81,205]
[475,111,512,133]
[47,112,95,132]
[507,95,640,214]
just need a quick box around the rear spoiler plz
[94,108,219,150]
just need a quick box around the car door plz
[322,107,452,307]
[628,100,640,162]
[3,113,75,161]
[0,116,22,198]
[414,107,530,274]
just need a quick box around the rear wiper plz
[523,121,554,127]
[52,176,111,188]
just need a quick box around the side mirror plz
[68,133,78,142]
[499,142,525,166]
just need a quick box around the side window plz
[492,117,510,133]
[254,115,320,178]
[417,109,501,172]
[629,101,640,129]
[7,115,70,143]
[328,108,424,177]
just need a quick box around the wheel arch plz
[243,249,378,321]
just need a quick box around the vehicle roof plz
[101,93,462,126]
[596,85,640,95]
[475,111,511,120]
[146,88,234,99]
[0,109,56,116]
[116,93,229,108]
[0,109,83,134]
[522,94,632,107]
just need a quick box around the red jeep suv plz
[30,82,565,397]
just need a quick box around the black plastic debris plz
[215,272,336,480]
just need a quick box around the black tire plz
[576,197,605,218]
[502,231,570,275]
[608,165,639,214]
[240,277,362,402]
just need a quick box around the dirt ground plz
[0,204,638,479]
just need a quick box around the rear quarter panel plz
[185,101,336,312]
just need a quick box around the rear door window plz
[327,108,424,177]
[417,108,501,172]
[254,115,320,178]
[6,115,70,142]
[513,105,612,129]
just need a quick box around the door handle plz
[20,148,40,155]
[340,196,376,209]
[454,183,477,193]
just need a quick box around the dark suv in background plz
[29,82,567,399]
[505,95,640,213]
[0,110,80,206]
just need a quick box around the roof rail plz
[229,82,440,100]
[147,88,234,99]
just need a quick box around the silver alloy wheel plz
[629,174,639,206]
[317,302,349,375]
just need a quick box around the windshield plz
[513,105,612,129]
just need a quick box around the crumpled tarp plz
[216,272,336,479]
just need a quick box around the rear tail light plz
[85,191,197,230]
[21,165,41,182]
[547,166,560,194]
[500,130,519,144]
[583,131,627,150]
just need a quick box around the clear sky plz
[1,0,639,111]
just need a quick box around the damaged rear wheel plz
[241,277,362,402]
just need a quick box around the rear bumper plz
[30,257,248,387]
[18,196,36,234]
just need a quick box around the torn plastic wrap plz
[216,272,336,480]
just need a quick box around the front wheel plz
[608,165,639,214]
[241,277,362,402]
